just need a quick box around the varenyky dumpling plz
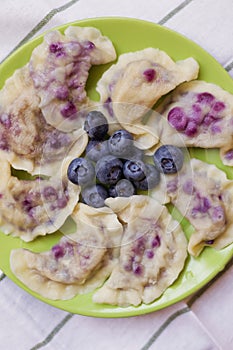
[10,203,123,300]
[0,159,80,241]
[0,65,88,176]
[29,26,117,132]
[93,195,187,307]
[96,48,199,148]
[150,80,233,164]
[155,158,233,256]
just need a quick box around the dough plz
[93,195,187,306]
[10,203,123,300]
[30,26,116,132]
[156,158,233,256]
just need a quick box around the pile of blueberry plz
[67,110,184,208]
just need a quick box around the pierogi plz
[0,159,80,241]
[0,64,88,176]
[93,196,187,306]
[30,26,116,132]
[10,203,123,300]
[149,80,233,163]
[97,48,199,148]
[156,158,233,256]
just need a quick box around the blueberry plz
[108,129,134,158]
[85,140,110,162]
[134,164,160,190]
[109,179,136,197]
[123,159,147,181]
[82,184,108,208]
[84,110,108,140]
[153,145,184,174]
[108,184,118,198]
[67,157,95,186]
[96,155,123,185]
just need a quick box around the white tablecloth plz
[0,1,233,349]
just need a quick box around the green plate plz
[1,17,233,318]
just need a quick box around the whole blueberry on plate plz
[82,184,108,208]
[108,129,134,158]
[96,155,123,185]
[153,145,184,174]
[67,157,95,186]
[84,110,108,140]
[109,179,136,197]
[85,140,110,162]
[134,164,160,190]
[123,159,147,181]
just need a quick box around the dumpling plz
[0,65,88,176]
[156,158,233,256]
[71,202,123,252]
[29,26,117,132]
[0,159,80,241]
[97,48,199,148]
[10,203,123,300]
[150,80,233,164]
[93,195,187,307]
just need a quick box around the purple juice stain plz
[167,179,178,193]
[205,239,214,245]
[49,42,65,57]
[60,101,77,118]
[22,198,33,214]
[43,186,58,201]
[57,196,68,209]
[64,241,74,255]
[196,92,215,105]
[191,104,203,125]
[210,122,222,134]
[151,235,161,248]
[83,41,95,50]
[212,205,225,223]
[133,263,143,276]
[203,113,215,127]
[224,149,233,160]
[0,113,12,128]
[143,68,156,82]
[47,131,71,150]
[56,86,69,100]
[0,133,9,150]
[168,107,188,131]
[192,195,211,216]
[185,120,198,137]
[52,244,65,259]
[182,179,194,195]
[212,101,225,112]
[146,250,154,259]
[133,237,145,256]
[192,103,202,114]
[104,97,114,117]
[198,196,211,213]
[124,263,132,272]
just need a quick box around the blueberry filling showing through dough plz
[167,92,226,136]
[122,233,161,275]
[143,68,156,82]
